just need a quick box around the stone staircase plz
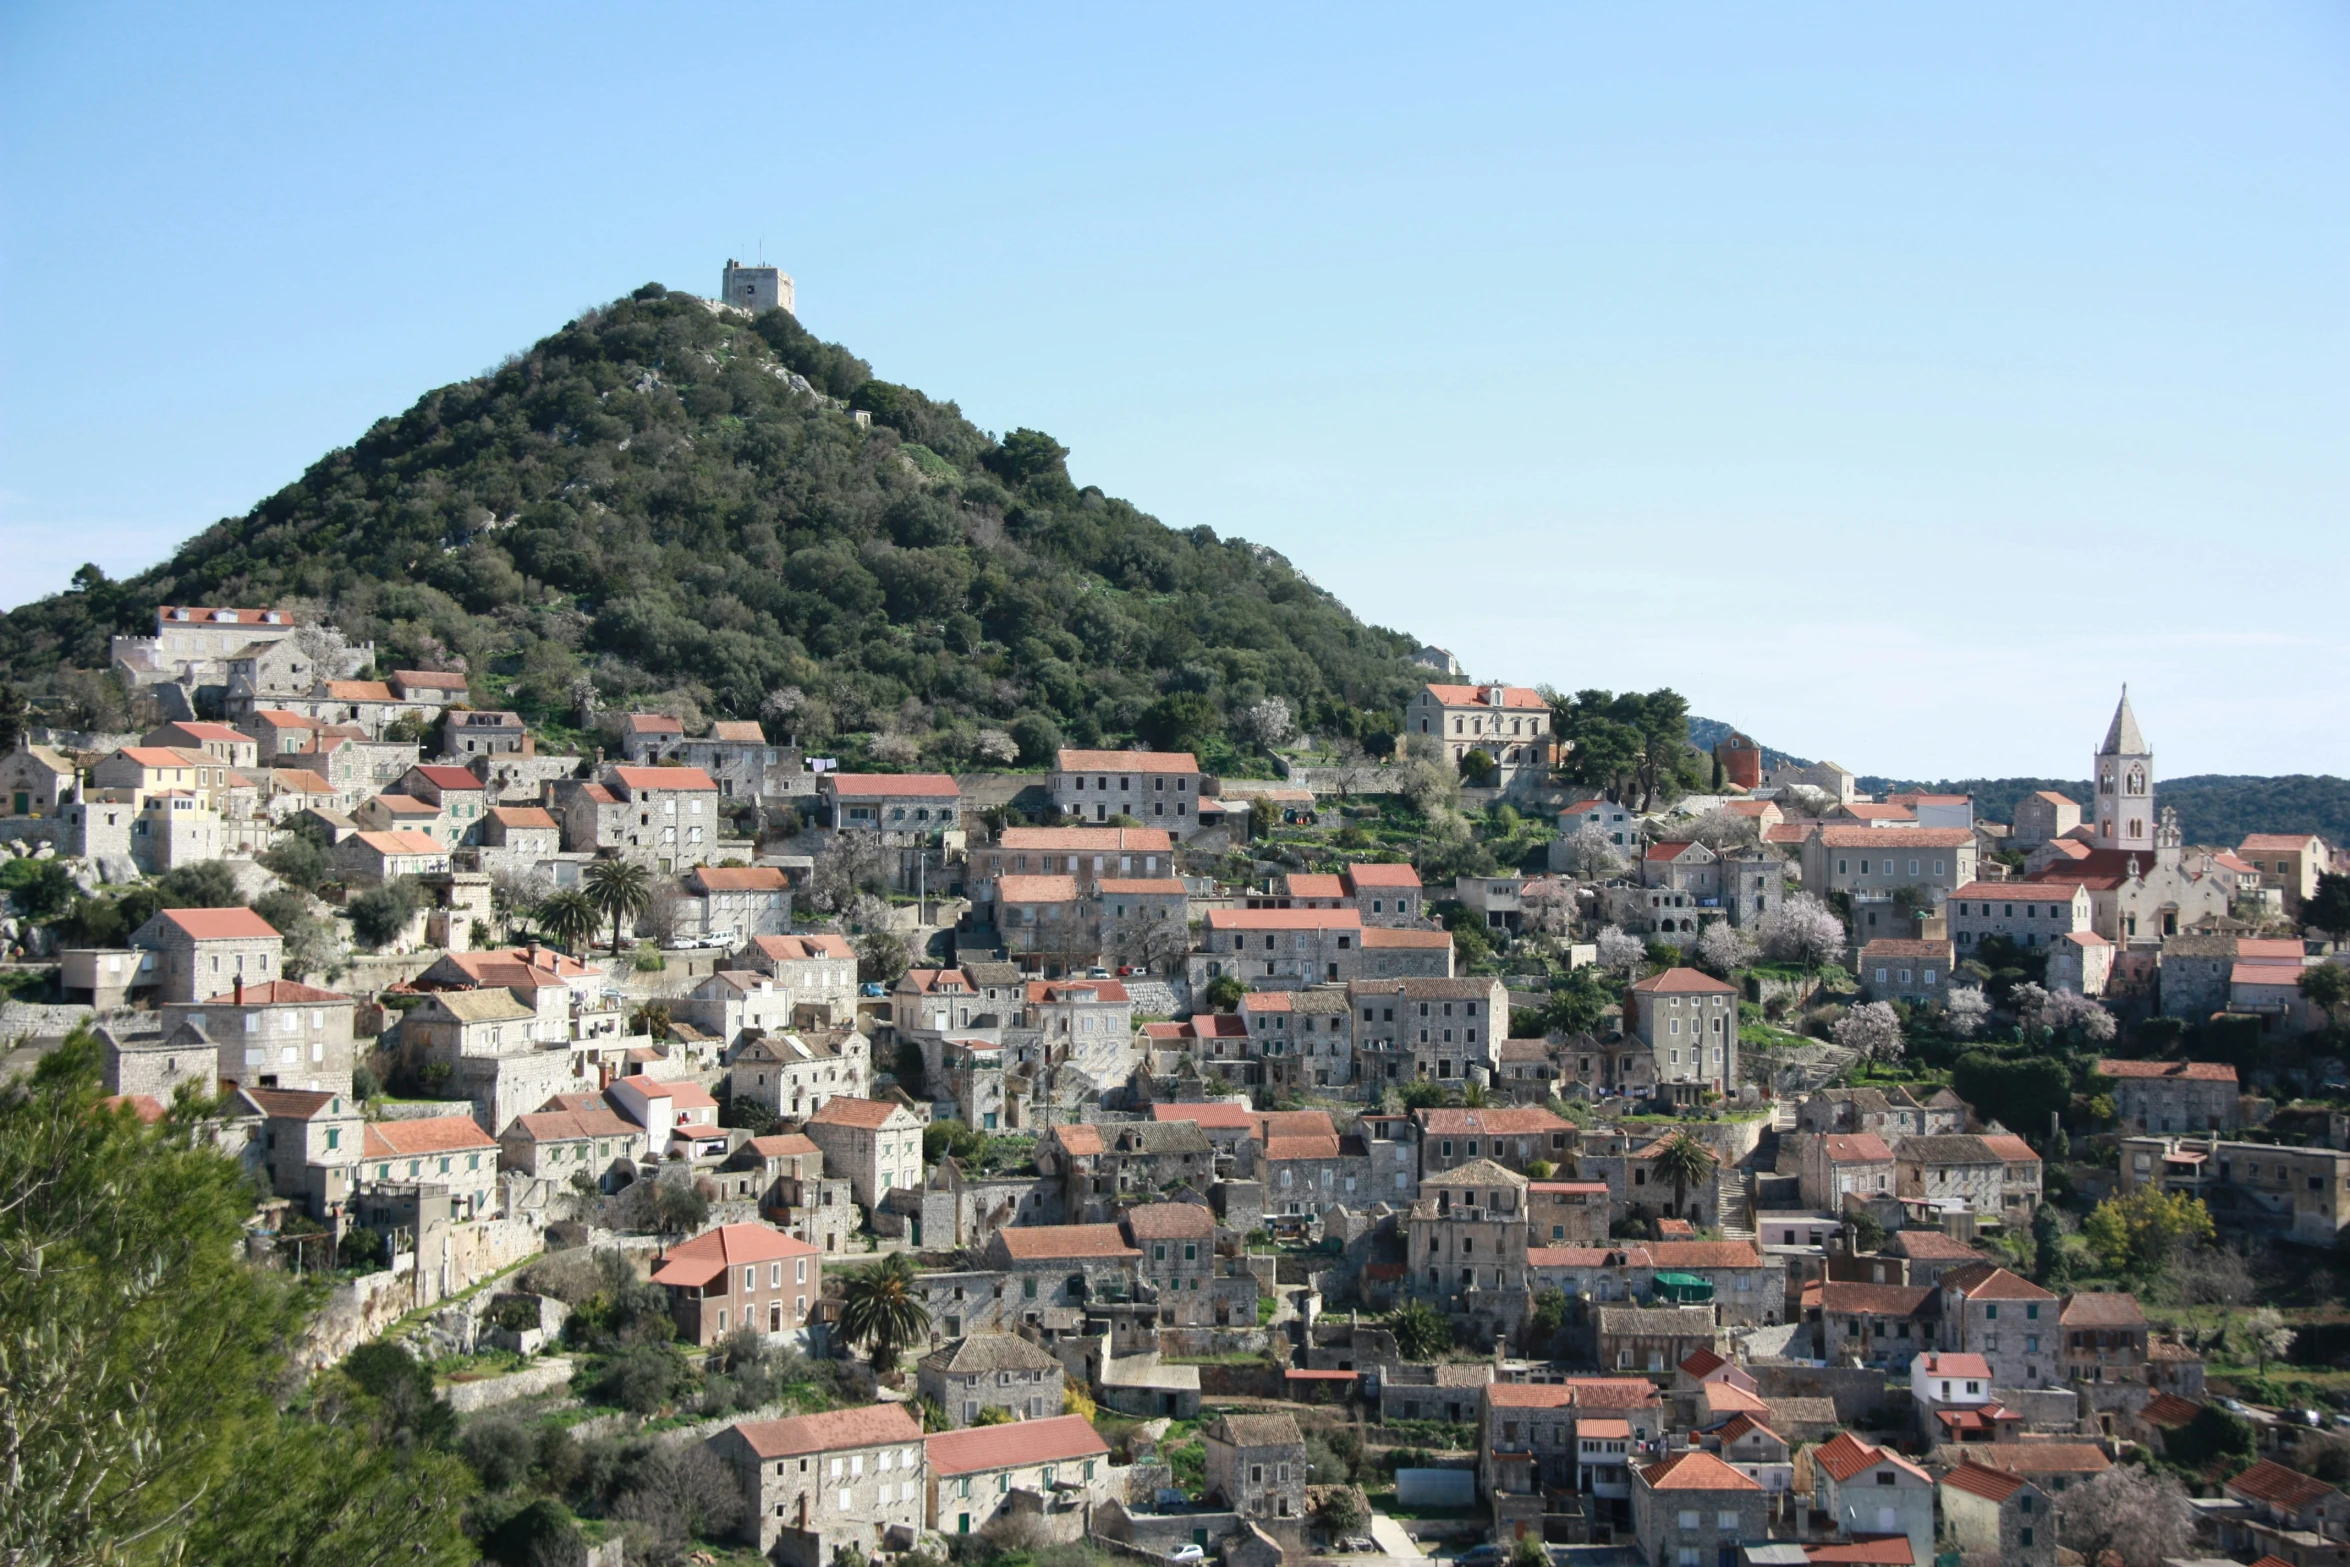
[1717,1167,1756,1241]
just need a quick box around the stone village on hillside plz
[5,598,2350,1567]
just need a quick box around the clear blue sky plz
[4,4,2345,779]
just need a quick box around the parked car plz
[1168,1547,1205,1565]
[1085,965,1112,978]
[1453,1547,1503,1567]
[860,982,886,997]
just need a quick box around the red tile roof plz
[1125,1202,1215,1240]
[997,826,1173,851]
[155,907,280,941]
[1362,928,1453,948]
[650,1222,820,1286]
[1804,1539,1912,1565]
[1205,908,1363,931]
[997,874,1080,903]
[1941,1263,2055,1300]
[1056,748,1199,774]
[2228,1458,2340,1511]
[1422,683,1546,710]
[1049,1124,1105,1157]
[709,720,764,742]
[1345,862,1423,888]
[1417,1107,1570,1137]
[1814,827,1974,848]
[1153,1102,1253,1129]
[806,1096,908,1129]
[825,773,960,797]
[1975,1442,2113,1476]
[363,1116,497,1156]
[1649,1240,1765,1269]
[1679,1348,1726,1377]
[1097,877,1185,895]
[1889,1230,1983,1260]
[1858,939,1952,961]
[1818,1282,1935,1316]
[1916,1352,1992,1379]
[926,1413,1107,1475]
[689,866,789,891]
[1823,1133,1894,1164]
[995,1224,1139,1261]
[2140,1392,2203,1428]
[1626,967,1738,995]
[1939,1460,2028,1502]
[734,1403,922,1458]
[743,933,856,961]
[196,979,351,1005]
[1812,1430,1927,1484]
[411,764,482,790]
[1640,1449,1760,1491]
[2241,834,2320,852]
[2096,1057,2238,1082]
[612,765,717,792]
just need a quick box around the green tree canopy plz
[0,1030,473,1564]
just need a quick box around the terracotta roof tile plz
[925,1413,1106,1475]
[733,1403,922,1459]
[1640,1449,1761,1491]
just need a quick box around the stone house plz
[359,1115,499,1221]
[2218,1458,2350,1559]
[1051,748,1204,834]
[400,988,575,1135]
[2094,1058,2238,1134]
[982,1224,1142,1315]
[966,826,1175,910]
[733,933,861,1024]
[1939,1460,2055,1567]
[681,969,797,1048]
[1357,927,1458,984]
[1798,1132,1896,1214]
[1707,1413,1790,1495]
[1596,1304,1721,1374]
[390,763,489,845]
[1810,1431,1934,1566]
[1947,881,2093,951]
[1936,1263,2058,1388]
[230,1085,362,1218]
[1643,840,1721,898]
[1417,1105,1574,1179]
[99,1023,217,1103]
[1857,939,1953,1006]
[821,773,961,836]
[915,1332,1067,1427]
[93,745,238,812]
[1629,1450,1767,1567]
[2239,832,2328,916]
[131,906,285,1005]
[1193,908,1369,991]
[1346,975,1504,1088]
[1202,1412,1309,1524]
[1801,827,1977,907]
[709,1403,927,1561]
[1895,1134,2026,1222]
[162,976,356,1096]
[440,708,531,759]
[650,1222,823,1344]
[1344,860,1426,924]
[681,864,793,942]
[1041,1120,1215,1222]
[494,1106,643,1187]
[606,764,721,872]
[996,874,1093,970]
[1126,1201,1217,1325]
[728,1030,870,1121]
[2119,1134,2350,1246]
[2044,930,2115,996]
[1624,967,1739,1093]
[1720,847,1788,929]
[333,828,448,886]
[1816,1281,1937,1369]
[606,1074,723,1160]
[923,1414,1108,1537]
[476,803,561,865]
[1410,1159,1531,1328]
[1528,1179,1612,1245]
[2010,791,2081,851]
[1,740,76,816]
[1557,796,1636,847]
[2058,1291,2147,1386]
[805,1096,926,1210]
[1404,682,1552,783]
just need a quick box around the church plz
[2020,688,2230,947]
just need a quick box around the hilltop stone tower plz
[720,259,794,316]
[2092,686,2154,854]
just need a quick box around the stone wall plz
[1749,1363,1893,1425]
[442,1355,576,1413]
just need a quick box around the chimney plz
[528,941,541,968]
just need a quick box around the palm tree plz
[534,889,600,954]
[838,1252,930,1373]
[584,858,654,956]
[1459,1081,1490,1109]
[1652,1131,1716,1223]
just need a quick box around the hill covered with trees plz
[0,285,1422,769]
